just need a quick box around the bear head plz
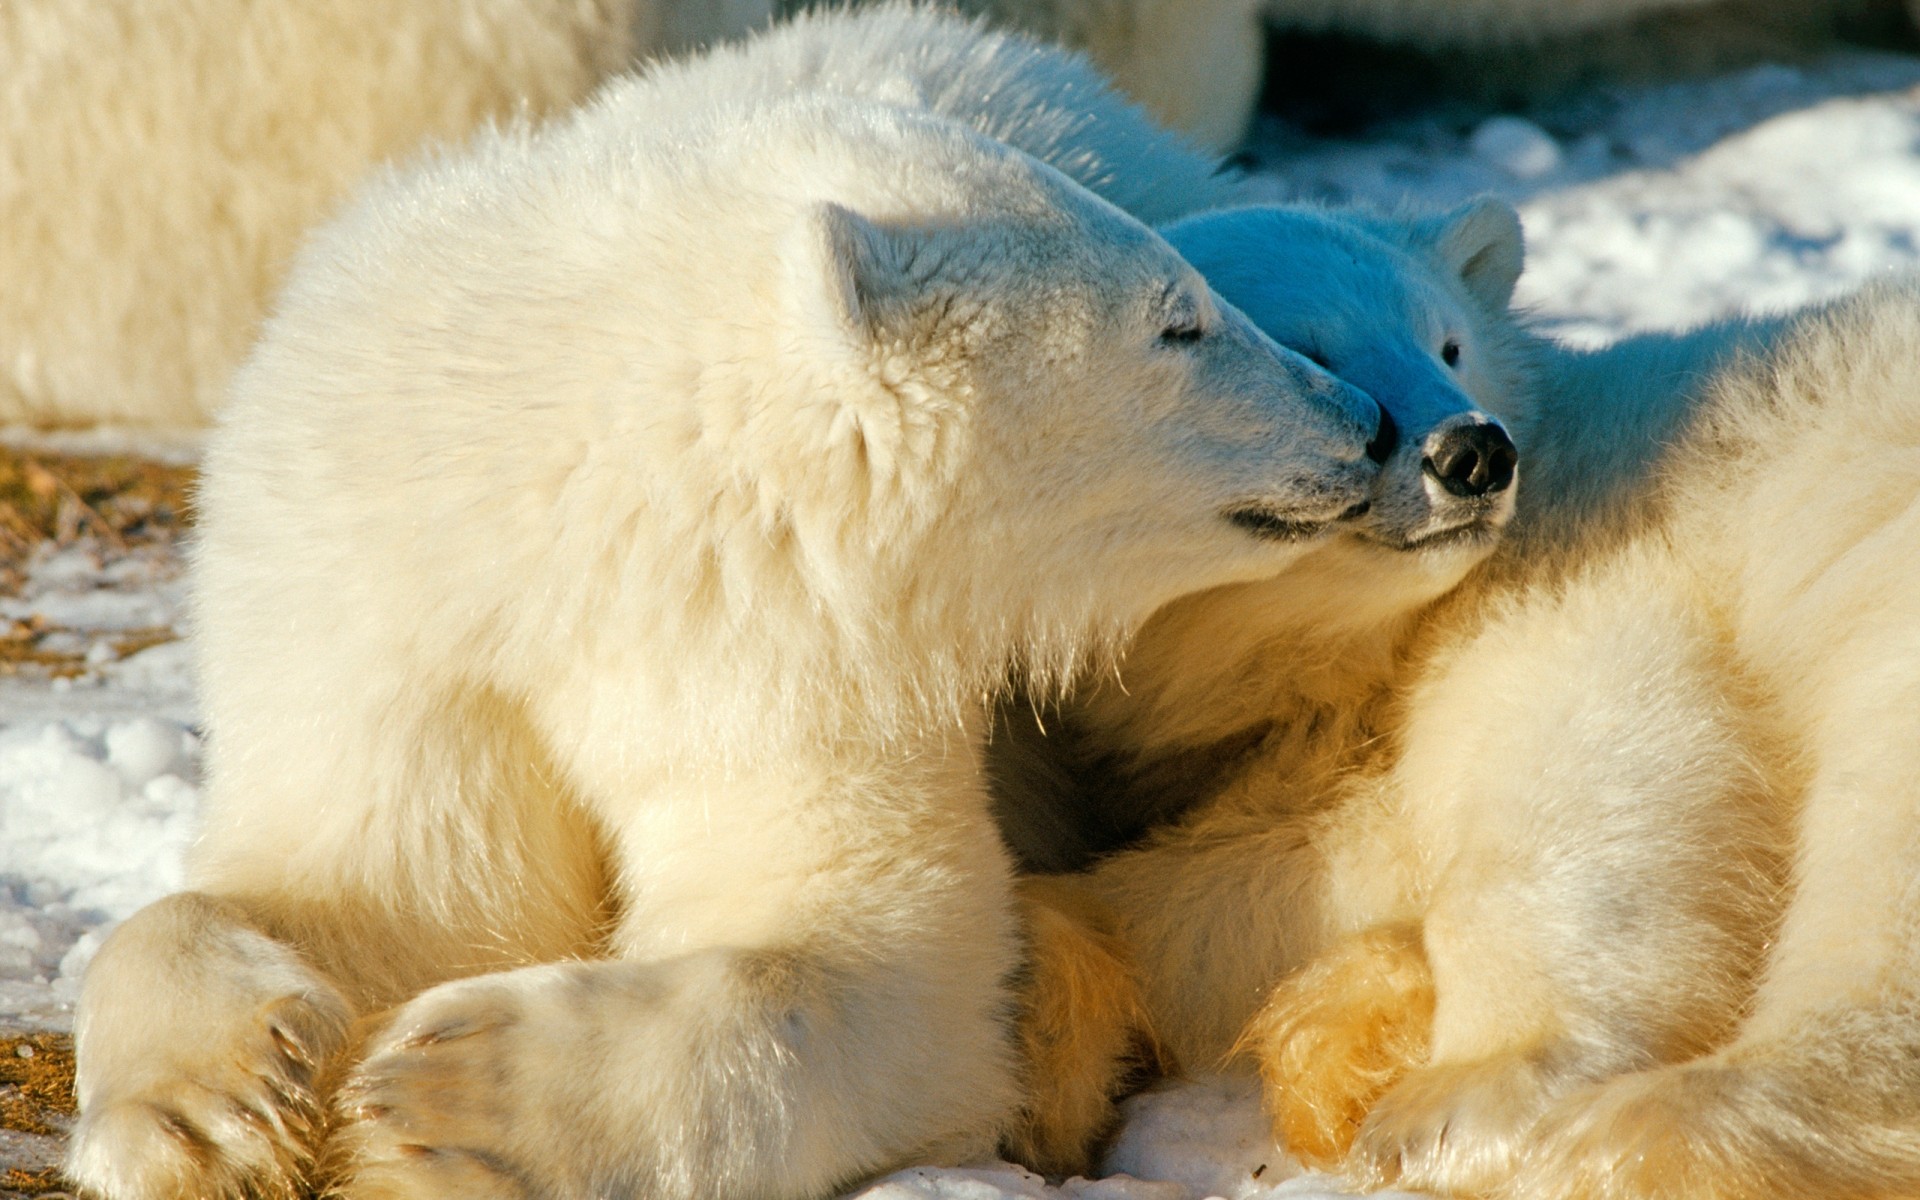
[1156,197,1531,631]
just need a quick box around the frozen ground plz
[7,45,1920,1198]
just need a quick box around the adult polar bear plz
[62,9,1390,1200]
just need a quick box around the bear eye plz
[1160,317,1205,346]
[1441,339,1462,368]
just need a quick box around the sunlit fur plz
[1278,275,1920,1200]
[61,18,1390,1200]
[1003,877,1169,1176]
[958,0,1267,150]
[1026,225,1920,1191]
[1235,922,1434,1165]
[996,196,1814,1182]
[0,0,1264,431]
[0,0,773,429]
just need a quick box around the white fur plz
[0,0,776,430]
[1020,199,1920,1196]
[64,13,1388,1200]
[996,194,1787,1056]
[1344,277,1920,1200]
[0,0,1251,431]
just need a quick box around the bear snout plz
[1421,417,1516,499]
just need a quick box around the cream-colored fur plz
[1,0,1251,432]
[959,0,1267,150]
[1302,276,1920,1200]
[63,11,1390,1200]
[983,197,1780,1168]
[1023,200,1920,1195]
[778,0,1266,151]
[0,0,781,430]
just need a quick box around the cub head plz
[772,135,1388,683]
[1159,197,1530,621]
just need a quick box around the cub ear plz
[813,201,923,340]
[1418,197,1524,313]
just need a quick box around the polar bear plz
[989,194,1794,1158]
[1017,203,1920,1198]
[1,1,1254,431]
[61,15,1390,1200]
[0,0,779,430]
[1229,273,1920,1200]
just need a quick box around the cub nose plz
[1422,419,1516,498]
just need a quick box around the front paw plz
[1346,1053,1561,1196]
[66,988,349,1200]
[1234,924,1433,1169]
[329,974,559,1200]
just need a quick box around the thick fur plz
[955,0,1267,150]
[778,0,1266,151]
[1282,276,1920,1200]
[0,1,1247,431]
[0,0,782,430]
[993,196,1831,1190]
[1003,878,1169,1175]
[1020,203,1920,1194]
[62,12,1392,1200]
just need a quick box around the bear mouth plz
[1226,499,1370,541]
[1362,517,1502,553]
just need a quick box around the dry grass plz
[0,445,196,678]
[0,1034,75,1138]
[0,1032,76,1198]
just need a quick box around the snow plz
[7,42,1920,1196]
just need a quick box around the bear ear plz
[812,201,921,341]
[1418,197,1524,313]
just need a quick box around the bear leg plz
[1003,875,1169,1177]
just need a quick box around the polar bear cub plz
[1015,199,1920,1198]
[992,194,1793,1162]
[1235,272,1920,1200]
[63,18,1388,1200]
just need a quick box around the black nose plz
[1365,407,1399,464]
[1422,421,1516,498]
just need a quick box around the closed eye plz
[1161,320,1205,345]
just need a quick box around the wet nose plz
[1365,408,1399,464]
[1422,419,1516,498]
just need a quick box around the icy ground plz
[8,45,1920,1198]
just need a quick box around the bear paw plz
[65,989,350,1200]
[326,976,553,1200]
[1345,1052,1564,1196]
[1234,923,1433,1169]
